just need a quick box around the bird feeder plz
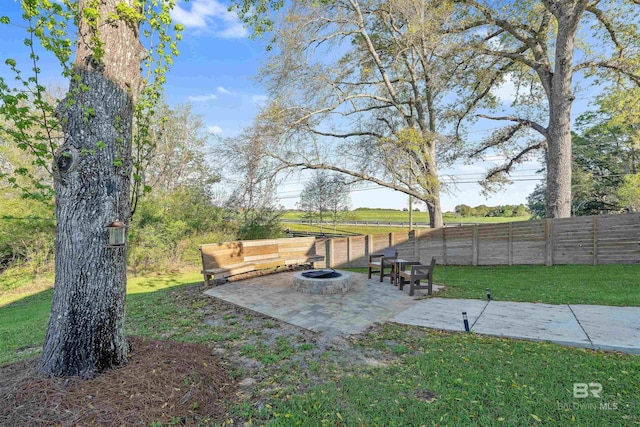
[107,220,127,247]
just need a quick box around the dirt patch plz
[0,337,236,426]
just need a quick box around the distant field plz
[280,209,530,225]
[284,222,411,235]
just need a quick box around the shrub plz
[127,186,230,274]
[0,195,55,274]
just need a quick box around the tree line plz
[454,204,529,218]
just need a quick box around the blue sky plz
[0,0,597,212]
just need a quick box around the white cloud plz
[171,0,248,38]
[493,74,517,104]
[217,86,233,95]
[207,125,223,134]
[188,93,217,102]
[218,21,249,39]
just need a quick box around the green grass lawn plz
[281,209,530,224]
[0,289,53,364]
[0,271,202,366]
[251,324,639,426]
[435,264,640,305]
[285,222,413,235]
[1,267,639,424]
[348,264,640,306]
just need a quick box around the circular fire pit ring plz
[293,269,351,294]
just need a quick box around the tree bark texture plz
[422,142,443,229]
[40,0,145,377]
[544,5,581,219]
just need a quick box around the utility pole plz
[409,195,413,231]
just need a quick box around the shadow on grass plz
[0,273,205,367]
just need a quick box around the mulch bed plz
[0,336,237,426]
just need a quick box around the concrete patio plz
[204,270,640,354]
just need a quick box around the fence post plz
[508,222,513,266]
[442,227,448,265]
[592,216,598,265]
[472,225,479,266]
[545,219,553,266]
[389,232,394,248]
[367,234,373,257]
[411,230,419,261]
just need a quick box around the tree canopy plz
[233,0,489,228]
[235,0,640,222]
[452,0,640,218]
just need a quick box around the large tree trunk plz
[546,107,573,218]
[421,141,443,228]
[40,0,145,377]
[426,197,443,229]
[545,4,581,219]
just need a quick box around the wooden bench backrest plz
[200,242,244,270]
[243,240,280,262]
[278,237,317,259]
[200,237,319,270]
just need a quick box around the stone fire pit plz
[293,269,351,295]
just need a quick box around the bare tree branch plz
[477,114,548,138]
[485,141,546,179]
[585,4,623,54]
[469,124,524,157]
[573,61,640,85]
[308,129,384,139]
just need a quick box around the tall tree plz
[452,0,640,218]
[139,102,218,195]
[217,127,284,240]
[602,83,640,212]
[298,171,351,233]
[238,0,478,228]
[325,174,351,233]
[298,172,332,231]
[528,86,640,216]
[1,1,181,376]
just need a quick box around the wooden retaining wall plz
[321,213,640,267]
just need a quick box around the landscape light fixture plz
[462,312,470,332]
[486,288,492,301]
[107,220,127,247]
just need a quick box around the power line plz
[276,178,545,200]
[275,170,636,201]
[274,168,544,193]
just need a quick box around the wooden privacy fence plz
[319,213,640,267]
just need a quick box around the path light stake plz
[486,288,492,301]
[106,221,127,247]
[462,312,470,332]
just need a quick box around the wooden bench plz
[367,248,398,282]
[398,257,436,296]
[200,237,325,286]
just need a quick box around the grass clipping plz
[2,337,236,426]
